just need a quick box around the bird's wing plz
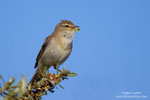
[34,35,52,68]
[34,41,48,68]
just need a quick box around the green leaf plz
[1,82,10,92]
[67,72,77,77]
[8,77,15,84]
[58,84,64,89]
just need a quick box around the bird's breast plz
[41,40,72,66]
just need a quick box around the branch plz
[0,66,77,100]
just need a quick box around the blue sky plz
[0,0,150,100]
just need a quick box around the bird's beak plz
[72,25,80,32]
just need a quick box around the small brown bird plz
[30,20,79,83]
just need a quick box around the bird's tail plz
[28,69,43,85]
[28,66,49,86]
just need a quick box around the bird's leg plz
[54,63,61,74]
[43,65,49,74]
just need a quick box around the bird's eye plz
[65,25,69,27]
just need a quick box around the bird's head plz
[55,20,80,32]
[53,20,80,44]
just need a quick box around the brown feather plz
[34,20,74,68]
[61,20,74,25]
[34,35,52,68]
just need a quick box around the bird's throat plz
[62,31,74,46]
